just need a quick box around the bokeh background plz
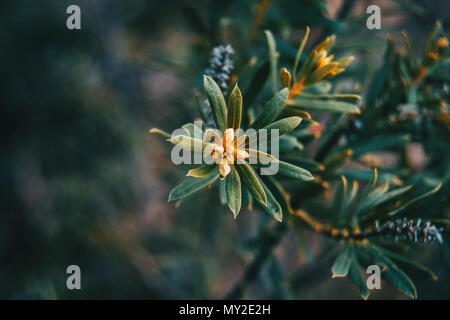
[1,0,449,299]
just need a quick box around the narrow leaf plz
[331,244,353,278]
[258,178,283,222]
[287,96,360,114]
[149,128,171,139]
[265,30,278,93]
[334,175,348,225]
[251,88,289,129]
[293,26,310,81]
[227,84,242,129]
[278,161,314,181]
[246,117,302,148]
[388,183,442,217]
[219,179,227,205]
[182,122,203,138]
[226,166,242,218]
[187,164,217,178]
[236,163,267,206]
[348,253,370,299]
[372,244,438,281]
[263,116,302,136]
[204,75,227,132]
[168,170,220,201]
[279,136,304,152]
[169,135,211,152]
[369,245,417,299]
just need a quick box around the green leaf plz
[359,185,414,222]
[182,122,203,138]
[149,128,171,139]
[372,185,413,207]
[226,166,242,218]
[236,163,267,206]
[265,30,278,93]
[168,170,220,202]
[257,178,282,222]
[204,75,227,132]
[263,116,302,136]
[372,244,438,281]
[246,117,302,148]
[298,92,361,100]
[334,176,348,225]
[227,84,242,130]
[186,164,217,178]
[331,244,353,278]
[387,183,442,218]
[356,182,390,215]
[348,253,370,300]
[293,27,310,81]
[341,169,402,186]
[279,136,304,152]
[342,180,359,218]
[219,179,227,205]
[251,88,289,129]
[169,135,211,152]
[278,161,314,181]
[302,81,332,95]
[287,96,360,114]
[369,245,417,299]
[279,156,325,172]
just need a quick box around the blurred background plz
[0,0,449,299]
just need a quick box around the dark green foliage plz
[1,0,449,300]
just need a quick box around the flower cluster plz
[375,218,444,244]
[155,75,311,220]
[203,45,235,127]
[288,33,355,101]
[201,128,249,180]
[205,44,234,93]
[271,27,360,117]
